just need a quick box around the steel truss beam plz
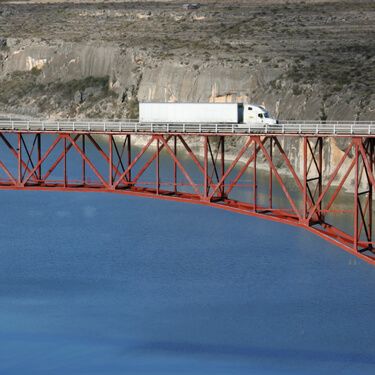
[0,131,373,266]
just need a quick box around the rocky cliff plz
[0,0,374,120]
[0,0,374,188]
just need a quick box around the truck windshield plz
[264,112,270,118]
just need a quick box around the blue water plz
[0,190,374,375]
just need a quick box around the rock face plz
[1,38,374,121]
[0,0,374,188]
[0,0,374,121]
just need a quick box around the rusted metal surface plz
[0,130,374,265]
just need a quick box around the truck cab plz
[242,104,277,126]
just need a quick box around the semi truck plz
[139,103,278,126]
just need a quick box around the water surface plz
[0,190,374,374]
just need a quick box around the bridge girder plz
[0,131,374,266]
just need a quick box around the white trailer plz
[139,103,239,124]
[139,102,277,126]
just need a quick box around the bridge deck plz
[0,122,374,265]
[0,120,374,136]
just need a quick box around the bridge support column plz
[268,137,273,210]
[82,134,86,186]
[17,133,22,186]
[302,136,324,225]
[156,137,160,195]
[367,139,373,252]
[220,136,225,199]
[109,135,113,188]
[317,137,323,222]
[64,135,67,188]
[253,139,257,212]
[354,140,360,251]
[173,136,177,195]
[303,137,307,220]
[37,133,41,181]
[127,135,132,184]
[204,136,208,199]
[351,137,375,254]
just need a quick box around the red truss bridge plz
[0,119,374,265]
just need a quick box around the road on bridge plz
[0,119,374,136]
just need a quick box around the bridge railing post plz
[232,123,234,133]
[11,121,14,131]
[215,124,218,133]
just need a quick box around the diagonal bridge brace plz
[158,135,201,196]
[307,141,354,222]
[209,136,253,200]
[113,135,156,189]
[0,133,38,183]
[256,138,301,219]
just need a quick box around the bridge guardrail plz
[0,120,374,135]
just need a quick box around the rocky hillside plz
[0,0,374,120]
